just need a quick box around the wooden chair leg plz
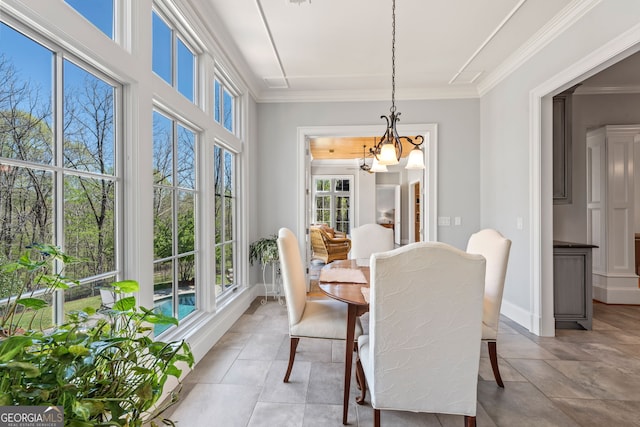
[283,337,300,382]
[355,357,367,404]
[374,408,381,427]
[488,341,504,388]
[464,415,476,427]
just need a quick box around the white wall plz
[256,99,480,250]
[554,93,640,242]
[480,1,640,334]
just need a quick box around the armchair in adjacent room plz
[309,225,351,263]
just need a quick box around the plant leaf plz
[0,336,33,363]
[16,297,48,310]
[114,296,136,311]
[68,344,90,357]
[4,361,40,378]
[138,307,179,326]
[111,279,139,294]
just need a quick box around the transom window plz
[65,0,115,39]
[152,10,196,103]
[214,77,236,134]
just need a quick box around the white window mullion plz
[53,51,65,326]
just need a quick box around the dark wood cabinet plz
[553,241,596,330]
[552,87,578,204]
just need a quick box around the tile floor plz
[166,299,640,426]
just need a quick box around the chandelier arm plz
[402,134,425,148]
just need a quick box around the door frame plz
[297,124,438,268]
[530,28,640,336]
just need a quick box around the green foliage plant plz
[0,249,195,427]
[249,235,279,267]
[0,243,81,337]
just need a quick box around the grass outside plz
[13,295,102,331]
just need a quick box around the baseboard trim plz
[500,299,533,332]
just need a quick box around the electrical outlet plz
[438,216,451,226]
[517,216,523,230]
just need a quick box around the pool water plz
[153,293,196,335]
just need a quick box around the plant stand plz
[261,262,283,305]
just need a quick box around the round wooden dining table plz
[317,259,370,425]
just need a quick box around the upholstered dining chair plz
[277,227,362,382]
[349,223,394,261]
[355,242,486,427]
[466,228,512,388]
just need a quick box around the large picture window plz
[0,22,120,328]
[152,111,197,335]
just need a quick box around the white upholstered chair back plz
[350,224,394,260]
[277,227,307,327]
[362,242,486,416]
[466,229,511,340]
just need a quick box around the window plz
[152,111,197,335]
[214,78,235,133]
[214,145,237,298]
[312,176,352,234]
[0,22,120,328]
[65,0,114,39]
[152,10,196,102]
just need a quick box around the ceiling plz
[310,136,420,160]
[194,0,640,160]
[199,0,577,102]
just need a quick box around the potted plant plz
[0,245,194,427]
[249,235,282,304]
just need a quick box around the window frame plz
[213,68,240,136]
[151,108,199,335]
[151,5,198,104]
[0,18,124,326]
[312,175,353,234]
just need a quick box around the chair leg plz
[488,341,504,388]
[464,415,476,427]
[283,337,300,382]
[374,408,381,427]
[355,357,367,404]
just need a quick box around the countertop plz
[553,240,598,248]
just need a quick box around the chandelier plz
[369,0,425,169]
[359,143,388,173]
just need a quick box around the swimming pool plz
[153,292,196,335]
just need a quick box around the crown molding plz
[477,0,602,96]
[254,86,479,103]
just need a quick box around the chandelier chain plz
[390,0,396,113]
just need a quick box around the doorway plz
[532,40,640,336]
[296,124,438,269]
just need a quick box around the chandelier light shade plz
[370,0,425,170]
[405,146,425,169]
[370,156,388,172]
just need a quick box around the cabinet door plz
[553,252,587,319]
